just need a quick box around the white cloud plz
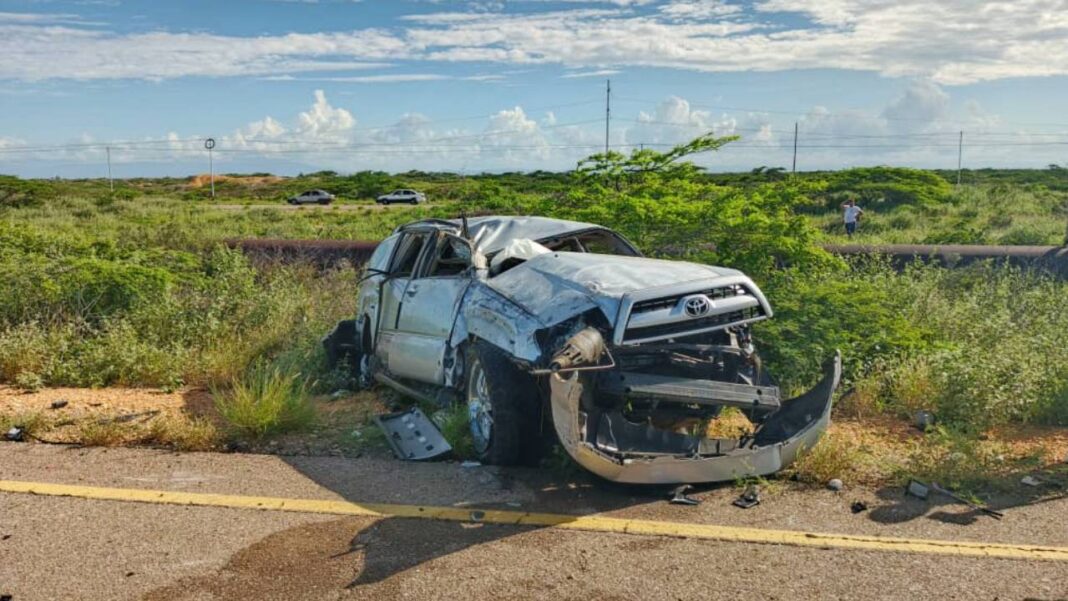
[2,85,1052,174]
[562,69,620,78]
[4,3,1068,84]
[659,0,742,20]
[296,90,356,139]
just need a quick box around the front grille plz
[623,306,764,342]
[630,284,746,315]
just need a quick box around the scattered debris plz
[103,410,160,425]
[1021,475,1043,487]
[850,501,868,514]
[50,399,69,410]
[906,479,1003,519]
[328,389,352,401]
[4,427,25,442]
[375,407,452,461]
[225,440,249,453]
[732,484,761,509]
[669,484,700,506]
[460,460,482,468]
[930,482,1003,520]
[905,479,930,500]
[827,478,843,492]
[914,410,935,431]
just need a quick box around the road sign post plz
[205,138,216,199]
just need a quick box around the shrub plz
[436,403,475,459]
[214,362,315,439]
[998,225,1048,245]
[826,167,953,210]
[0,175,56,208]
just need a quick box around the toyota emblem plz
[683,295,711,318]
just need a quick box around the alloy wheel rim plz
[467,361,493,454]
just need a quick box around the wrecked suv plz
[325,216,840,484]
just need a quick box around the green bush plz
[0,175,56,209]
[214,361,315,439]
[826,167,952,210]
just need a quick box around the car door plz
[381,233,474,385]
[376,230,431,340]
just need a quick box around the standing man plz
[841,199,864,237]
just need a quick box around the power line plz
[613,95,1068,130]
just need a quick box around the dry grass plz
[75,419,129,447]
[788,416,1067,494]
[139,415,221,451]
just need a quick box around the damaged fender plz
[549,352,842,485]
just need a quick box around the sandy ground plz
[2,444,1067,601]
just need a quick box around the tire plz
[409,199,418,205]
[464,341,540,466]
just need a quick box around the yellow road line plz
[2,479,1066,562]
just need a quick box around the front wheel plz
[465,342,538,465]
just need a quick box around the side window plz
[389,233,429,277]
[367,235,399,273]
[424,235,472,278]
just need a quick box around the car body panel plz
[548,353,840,484]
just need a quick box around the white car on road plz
[287,189,335,205]
[377,189,426,205]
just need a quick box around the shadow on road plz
[867,464,1068,526]
[270,453,674,587]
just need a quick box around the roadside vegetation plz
[1,148,1066,492]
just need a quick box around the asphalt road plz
[2,444,1066,600]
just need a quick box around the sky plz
[1,0,1068,177]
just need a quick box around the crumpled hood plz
[486,251,744,326]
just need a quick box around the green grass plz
[213,362,316,439]
[1,164,1066,472]
[435,402,476,460]
[816,183,1067,245]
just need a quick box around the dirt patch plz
[187,174,285,189]
[0,385,390,457]
[3,385,1064,488]
[0,385,212,422]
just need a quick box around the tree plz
[574,132,739,190]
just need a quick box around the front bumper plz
[549,352,841,484]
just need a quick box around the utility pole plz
[106,146,113,192]
[604,79,611,155]
[791,122,799,174]
[205,138,216,199]
[956,130,964,186]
